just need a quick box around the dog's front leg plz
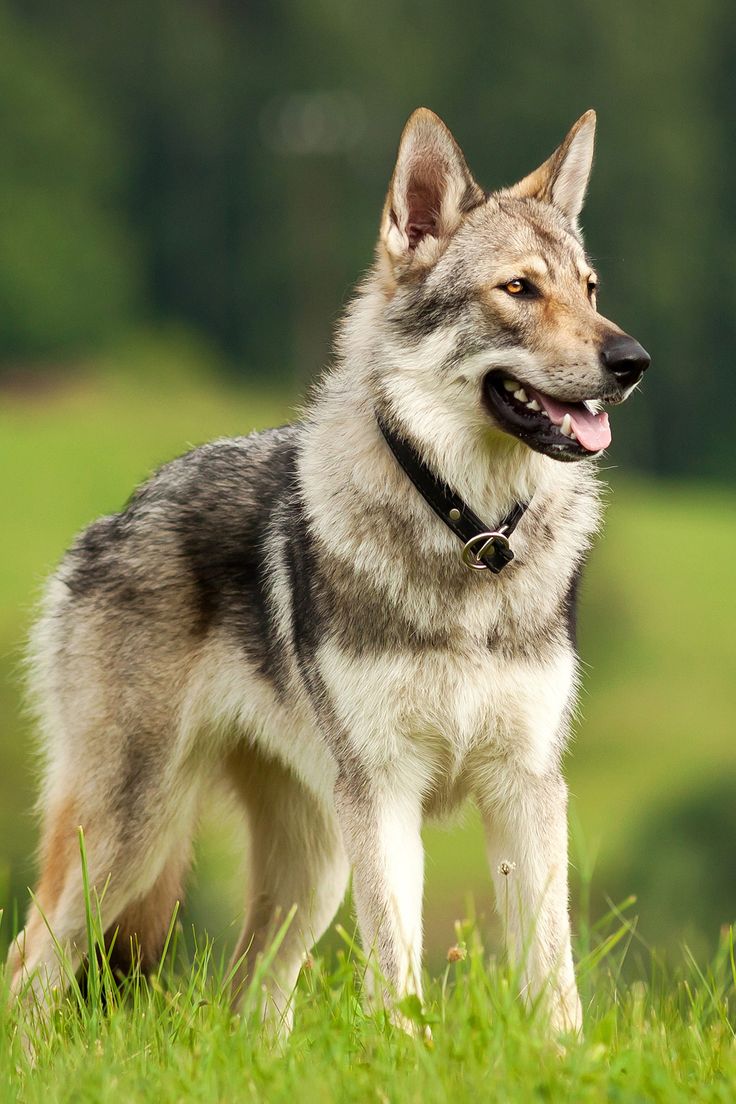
[334,770,424,1018]
[479,767,582,1035]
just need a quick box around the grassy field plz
[1,894,734,1103]
[1,369,735,1098]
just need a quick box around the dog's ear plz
[380,108,484,272]
[509,110,596,226]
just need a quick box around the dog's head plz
[374,108,649,461]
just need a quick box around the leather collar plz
[376,413,530,574]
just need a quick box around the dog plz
[8,107,648,1036]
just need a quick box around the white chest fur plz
[317,630,576,786]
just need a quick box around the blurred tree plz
[0,3,140,360]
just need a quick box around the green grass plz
[2,833,735,1101]
[2,887,735,1103]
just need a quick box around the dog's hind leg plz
[104,839,192,979]
[226,745,349,1032]
[7,742,201,1017]
[6,793,80,1002]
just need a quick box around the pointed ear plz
[380,108,484,269]
[509,110,596,225]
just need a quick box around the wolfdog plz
[9,108,648,1035]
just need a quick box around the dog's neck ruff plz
[376,413,530,574]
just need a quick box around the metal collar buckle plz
[461,530,513,572]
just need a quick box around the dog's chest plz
[318,536,577,783]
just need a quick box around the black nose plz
[600,334,650,389]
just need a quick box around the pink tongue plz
[532,391,611,452]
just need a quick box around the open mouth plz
[482,372,612,460]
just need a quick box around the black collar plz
[376,413,530,574]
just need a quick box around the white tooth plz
[560,413,573,437]
[503,379,518,391]
[513,388,528,402]
[526,399,541,411]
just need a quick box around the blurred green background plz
[1,1,734,968]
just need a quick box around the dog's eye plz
[503,278,531,297]
[587,278,598,299]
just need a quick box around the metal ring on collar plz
[460,531,511,570]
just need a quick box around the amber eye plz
[500,276,538,298]
[504,278,526,295]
